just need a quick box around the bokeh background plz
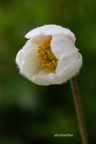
[0,0,96,143]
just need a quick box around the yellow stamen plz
[38,37,57,70]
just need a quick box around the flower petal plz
[56,51,79,74]
[57,53,82,83]
[16,39,42,78]
[25,24,76,43]
[30,70,62,85]
[51,34,78,60]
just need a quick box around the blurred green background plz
[0,0,96,143]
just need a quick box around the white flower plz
[16,24,82,86]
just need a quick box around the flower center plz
[38,37,57,70]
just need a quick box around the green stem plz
[70,77,89,144]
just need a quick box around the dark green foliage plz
[0,0,96,143]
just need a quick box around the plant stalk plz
[70,77,89,144]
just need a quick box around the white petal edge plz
[25,24,76,43]
[16,40,42,78]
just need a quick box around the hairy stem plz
[70,77,89,144]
